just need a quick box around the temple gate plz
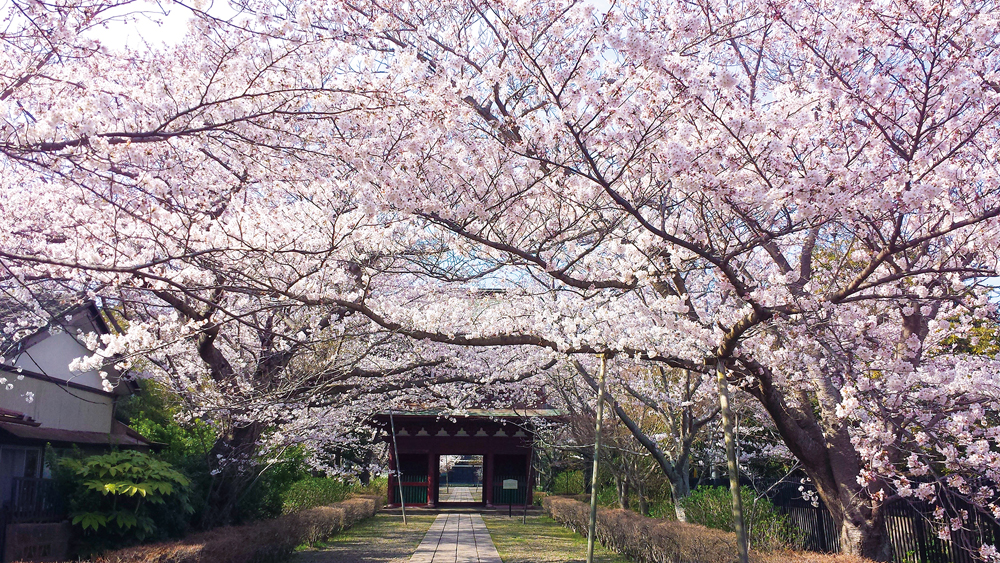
[372,409,557,508]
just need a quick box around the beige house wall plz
[0,376,113,433]
[12,331,105,391]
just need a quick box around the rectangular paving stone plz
[409,513,504,563]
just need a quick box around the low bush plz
[682,486,802,551]
[281,477,350,514]
[54,450,193,554]
[92,495,380,563]
[552,470,586,495]
[543,495,738,563]
[543,495,876,563]
[358,476,388,500]
[281,475,389,514]
[754,552,875,563]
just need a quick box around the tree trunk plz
[811,475,892,561]
[616,474,630,510]
[638,487,650,516]
[203,420,264,528]
[738,358,895,561]
[670,475,690,522]
[839,516,892,561]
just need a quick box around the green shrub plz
[115,380,216,466]
[646,498,678,520]
[596,483,618,507]
[57,450,193,553]
[552,470,586,495]
[281,477,350,514]
[233,448,309,523]
[682,485,802,551]
[114,380,216,530]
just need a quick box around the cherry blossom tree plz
[2,0,1000,557]
[0,1,557,523]
[266,1,996,558]
[571,359,720,521]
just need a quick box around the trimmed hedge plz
[754,554,874,563]
[542,496,876,563]
[91,495,381,563]
[543,495,737,563]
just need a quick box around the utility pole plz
[586,353,608,563]
[716,360,748,563]
[523,447,534,524]
[389,407,407,526]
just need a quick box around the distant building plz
[0,299,153,561]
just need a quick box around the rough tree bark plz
[735,357,894,561]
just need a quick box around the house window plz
[0,445,45,504]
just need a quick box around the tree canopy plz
[1,0,999,557]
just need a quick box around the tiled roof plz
[0,406,40,426]
[0,286,87,355]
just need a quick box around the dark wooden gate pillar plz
[484,451,495,506]
[387,448,397,506]
[427,452,437,506]
[526,447,534,506]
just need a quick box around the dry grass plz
[291,513,438,563]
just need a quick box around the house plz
[0,299,153,562]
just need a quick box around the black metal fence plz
[7,477,64,523]
[774,497,841,553]
[770,488,1000,563]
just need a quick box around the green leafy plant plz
[114,379,216,465]
[281,477,350,514]
[114,379,217,531]
[233,447,309,523]
[552,470,586,495]
[58,450,193,551]
[681,485,803,550]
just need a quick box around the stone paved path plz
[409,513,502,563]
[438,486,480,502]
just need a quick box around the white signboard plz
[502,479,519,490]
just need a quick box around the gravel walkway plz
[293,514,437,563]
